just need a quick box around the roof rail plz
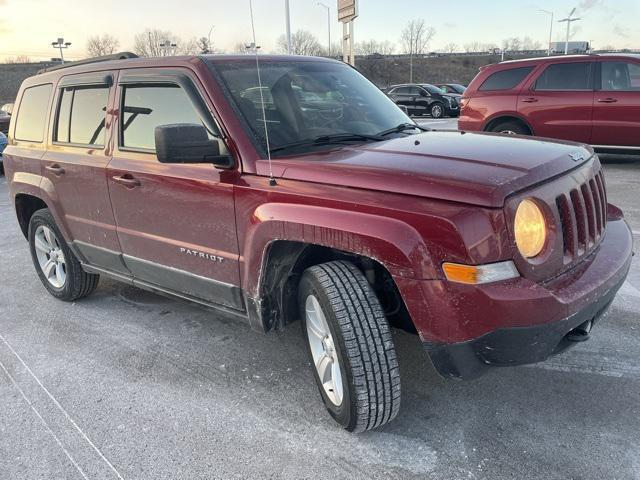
[37,52,139,74]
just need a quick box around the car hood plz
[263,131,594,208]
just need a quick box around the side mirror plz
[155,124,234,168]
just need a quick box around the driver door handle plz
[45,164,65,176]
[597,98,618,103]
[521,97,538,103]
[112,174,141,189]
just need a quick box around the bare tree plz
[4,55,32,63]
[355,40,394,56]
[133,29,174,57]
[502,37,522,52]
[521,37,542,50]
[178,37,199,55]
[276,30,323,56]
[442,42,458,53]
[86,34,120,57]
[400,20,436,55]
[463,41,484,53]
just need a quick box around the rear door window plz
[600,61,640,91]
[55,86,109,146]
[14,84,52,142]
[534,62,594,91]
[392,86,410,95]
[479,67,534,91]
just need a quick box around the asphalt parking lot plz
[1,125,639,479]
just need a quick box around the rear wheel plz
[299,260,401,432]
[489,120,530,136]
[28,208,99,301]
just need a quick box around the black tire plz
[430,102,444,119]
[299,260,401,432]
[0,162,4,176]
[489,120,530,136]
[28,208,99,301]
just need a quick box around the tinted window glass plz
[70,88,108,145]
[121,85,208,150]
[535,62,593,90]
[479,67,534,91]
[392,86,410,94]
[423,85,442,95]
[55,86,108,146]
[408,87,420,95]
[14,84,52,142]
[211,59,411,155]
[55,88,72,143]
[601,61,640,91]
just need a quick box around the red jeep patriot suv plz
[459,54,640,153]
[4,53,633,432]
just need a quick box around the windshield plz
[209,59,412,156]
[450,84,466,94]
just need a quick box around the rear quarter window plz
[14,84,53,142]
[479,67,534,91]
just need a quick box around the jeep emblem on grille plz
[569,152,585,163]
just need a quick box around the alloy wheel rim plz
[305,294,344,407]
[500,130,517,135]
[432,105,442,117]
[34,225,66,289]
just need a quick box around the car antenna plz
[248,0,276,187]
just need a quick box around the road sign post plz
[337,0,357,66]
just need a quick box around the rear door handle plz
[112,174,141,189]
[45,164,65,176]
[597,98,618,103]
[521,97,538,103]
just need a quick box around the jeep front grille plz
[555,170,607,262]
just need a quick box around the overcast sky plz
[0,0,637,60]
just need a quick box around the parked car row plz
[459,53,640,152]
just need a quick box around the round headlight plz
[514,199,547,258]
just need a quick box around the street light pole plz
[539,9,554,55]
[285,0,292,54]
[317,2,331,56]
[558,8,581,55]
[51,38,71,63]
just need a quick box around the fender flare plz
[241,203,438,299]
[482,112,535,135]
[11,172,71,241]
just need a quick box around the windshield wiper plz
[375,123,429,137]
[270,132,383,154]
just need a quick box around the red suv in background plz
[459,54,640,153]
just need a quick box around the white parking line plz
[0,333,125,480]
[0,359,89,480]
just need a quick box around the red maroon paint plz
[4,55,633,383]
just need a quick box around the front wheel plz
[299,260,401,432]
[430,102,444,119]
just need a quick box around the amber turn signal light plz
[443,261,520,285]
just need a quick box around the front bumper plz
[400,218,633,380]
